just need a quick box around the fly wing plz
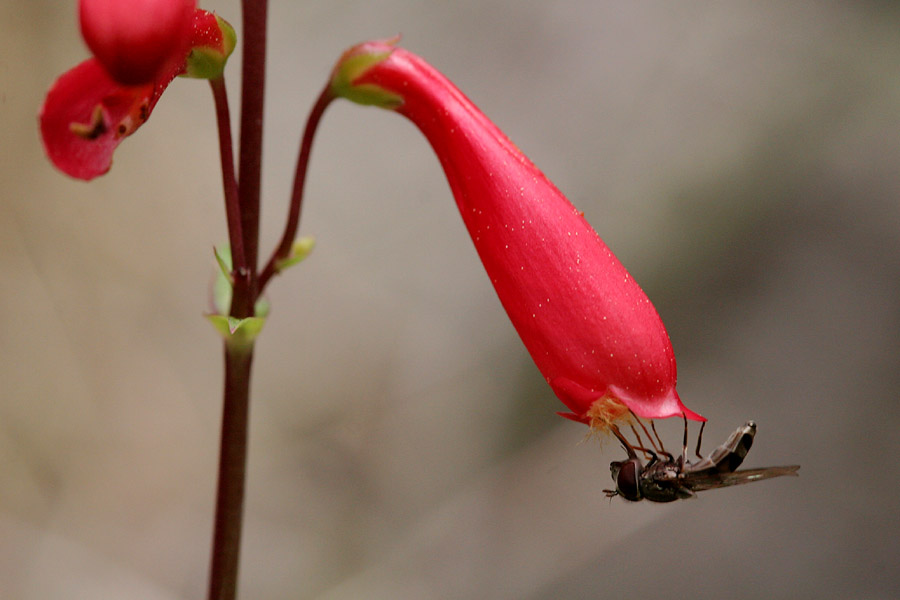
[682,465,800,493]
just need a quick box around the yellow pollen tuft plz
[585,397,631,435]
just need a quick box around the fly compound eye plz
[609,461,622,479]
[614,458,642,501]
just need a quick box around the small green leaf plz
[214,246,234,283]
[275,236,316,273]
[212,245,234,316]
[206,314,265,350]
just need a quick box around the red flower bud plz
[331,41,705,430]
[79,0,195,85]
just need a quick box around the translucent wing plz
[683,465,800,493]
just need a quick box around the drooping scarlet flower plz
[39,9,234,180]
[330,40,705,430]
[79,0,196,86]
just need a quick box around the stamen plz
[585,397,630,433]
[69,104,107,140]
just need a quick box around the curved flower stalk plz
[330,40,705,431]
[39,8,234,180]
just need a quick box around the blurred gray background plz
[2,1,899,598]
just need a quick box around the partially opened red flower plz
[39,59,168,180]
[80,0,196,86]
[39,9,234,180]
[331,41,705,430]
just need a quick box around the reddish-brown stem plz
[209,77,247,278]
[206,3,268,600]
[236,0,268,304]
[258,85,334,293]
[206,345,253,600]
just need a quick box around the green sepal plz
[182,13,237,80]
[275,236,316,273]
[183,47,230,79]
[206,314,265,350]
[330,43,403,108]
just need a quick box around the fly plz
[604,419,799,503]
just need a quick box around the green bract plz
[182,13,237,79]
[330,43,403,108]
[275,236,316,273]
[206,315,265,351]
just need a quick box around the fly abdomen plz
[688,421,757,474]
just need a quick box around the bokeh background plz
[3,1,899,598]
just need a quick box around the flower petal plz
[79,0,195,85]
[38,58,170,180]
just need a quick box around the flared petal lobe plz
[80,0,195,85]
[331,42,705,428]
[38,59,170,180]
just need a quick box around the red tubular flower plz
[331,41,705,430]
[39,9,233,180]
[79,0,196,86]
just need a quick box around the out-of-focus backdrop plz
[3,1,899,598]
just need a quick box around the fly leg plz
[695,420,706,460]
[610,424,659,465]
[628,423,653,460]
[628,410,673,462]
[649,420,675,462]
[609,424,638,460]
